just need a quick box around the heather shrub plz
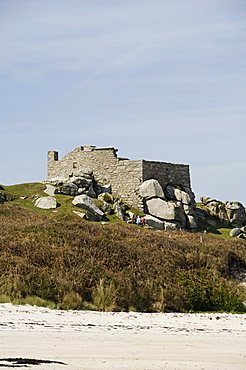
[0,203,245,312]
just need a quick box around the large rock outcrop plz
[49,172,111,198]
[200,197,246,228]
[140,179,197,230]
[225,201,246,227]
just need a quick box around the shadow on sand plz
[0,358,66,368]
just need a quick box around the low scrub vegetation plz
[0,200,246,312]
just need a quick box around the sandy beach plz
[0,304,245,369]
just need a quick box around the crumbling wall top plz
[79,145,118,157]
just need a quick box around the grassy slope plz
[0,183,246,312]
[4,182,77,216]
[3,183,122,221]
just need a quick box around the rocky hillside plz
[2,177,246,239]
[0,182,246,312]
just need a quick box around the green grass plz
[212,228,232,239]
[0,294,56,309]
[195,203,234,239]
[2,183,142,223]
[5,182,46,197]
[3,183,84,218]
[4,183,50,213]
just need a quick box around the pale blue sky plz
[1,0,246,204]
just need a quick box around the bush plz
[177,269,245,312]
[0,203,245,312]
[60,291,82,310]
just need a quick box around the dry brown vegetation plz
[0,203,246,312]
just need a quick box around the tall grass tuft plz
[60,291,83,310]
[92,279,118,311]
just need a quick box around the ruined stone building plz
[48,145,191,208]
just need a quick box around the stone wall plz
[47,145,192,209]
[143,161,191,190]
[113,160,143,208]
[48,146,118,182]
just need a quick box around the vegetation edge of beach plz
[0,183,245,312]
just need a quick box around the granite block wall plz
[142,160,191,189]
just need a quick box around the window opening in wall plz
[73,162,77,169]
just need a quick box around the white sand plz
[0,304,245,369]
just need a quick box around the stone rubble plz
[230,227,246,239]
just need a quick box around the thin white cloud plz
[0,0,246,204]
[1,0,245,82]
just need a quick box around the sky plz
[1,0,246,204]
